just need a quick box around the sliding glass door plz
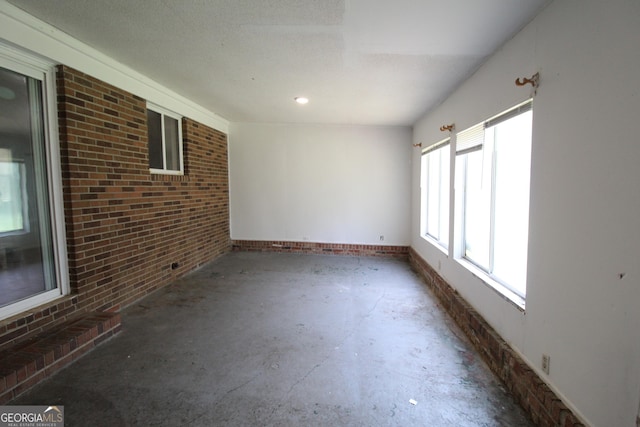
[0,48,67,317]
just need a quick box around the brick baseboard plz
[231,240,409,258]
[409,248,584,427]
[0,312,121,404]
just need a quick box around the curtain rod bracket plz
[440,124,455,132]
[413,143,422,148]
[515,72,539,88]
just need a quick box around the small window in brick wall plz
[147,103,184,174]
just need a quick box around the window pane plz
[164,116,180,171]
[425,146,450,246]
[439,146,450,244]
[420,154,427,234]
[0,159,25,232]
[147,109,163,169]
[426,151,440,238]
[492,110,532,296]
[463,148,491,269]
[0,66,57,307]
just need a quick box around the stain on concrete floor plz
[12,252,534,426]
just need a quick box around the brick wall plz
[232,240,409,258]
[0,65,230,351]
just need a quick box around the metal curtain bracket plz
[515,72,540,88]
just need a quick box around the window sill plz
[0,289,68,322]
[456,258,526,312]
[150,169,184,176]
[421,234,448,256]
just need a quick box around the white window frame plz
[420,138,450,250]
[0,43,69,320]
[454,99,533,308]
[147,103,184,175]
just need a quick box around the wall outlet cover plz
[542,354,550,375]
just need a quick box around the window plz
[421,138,450,248]
[456,100,533,298]
[147,104,183,174]
[0,44,68,319]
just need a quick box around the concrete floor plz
[13,252,534,426]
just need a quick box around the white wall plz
[411,1,640,426]
[230,123,412,245]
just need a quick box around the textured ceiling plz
[6,0,550,126]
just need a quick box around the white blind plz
[421,138,450,155]
[456,123,484,155]
[455,99,533,155]
[485,99,532,129]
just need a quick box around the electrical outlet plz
[379,235,384,241]
[542,354,550,374]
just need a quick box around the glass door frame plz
[0,43,69,320]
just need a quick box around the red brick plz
[0,389,14,405]
[11,371,46,399]
[4,372,17,389]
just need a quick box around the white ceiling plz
[7,0,550,126]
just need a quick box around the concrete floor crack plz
[287,363,322,394]
[366,291,386,318]
[225,372,262,395]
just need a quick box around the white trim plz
[43,57,70,299]
[0,41,51,78]
[0,288,64,320]
[0,1,229,134]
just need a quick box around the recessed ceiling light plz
[294,97,309,105]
